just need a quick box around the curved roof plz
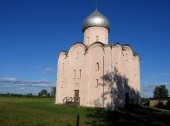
[123,44,133,54]
[87,42,105,54]
[67,43,87,56]
[133,53,141,61]
[58,42,140,61]
[82,10,110,32]
[58,51,67,59]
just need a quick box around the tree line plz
[0,87,56,98]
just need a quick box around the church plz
[55,9,140,108]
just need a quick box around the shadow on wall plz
[95,67,140,109]
[86,69,170,125]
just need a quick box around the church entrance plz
[74,90,79,97]
[74,90,80,105]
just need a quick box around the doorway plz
[74,90,79,97]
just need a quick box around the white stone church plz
[55,10,140,108]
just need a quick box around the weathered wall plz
[55,52,68,104]
[56,42,140,108]
[56,26,140,108]
[84,27,108,46]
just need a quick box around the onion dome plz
[82,10,110,32]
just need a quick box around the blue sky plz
[0,0,170,97]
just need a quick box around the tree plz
[38,89,48,97]
[153,85,169,98]
[51,87,56,98]
[26,93,33,98]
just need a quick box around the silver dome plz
[82,10,110,32]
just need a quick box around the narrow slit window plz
[78,69,81,79]
[96,79,98,87]
[87,37,89,44]
[96,62,99,71]
[96,36,99,41]
[62,63,64,68]
[73,70,76,79]
[76,52,79,59]
[126,53,128,61]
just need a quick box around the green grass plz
[0,96,170,126]
[0,96,89,126]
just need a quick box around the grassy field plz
[0,96,170,126]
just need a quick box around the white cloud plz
[142,82,168,92]
[0,77,51,84]
[149,73,170,78]
[44,68,53,73]
[0,77,53,95]
[0,78,17,83]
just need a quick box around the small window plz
[62,63,64,68]
[73,70,76,79]
[96,79,99,87]
[96,62,99,71]
[76,52,79,59]
[96,36,99,41]
[126,53,128,61]
[78,69,81,79]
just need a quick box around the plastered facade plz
[55,14,140,108]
